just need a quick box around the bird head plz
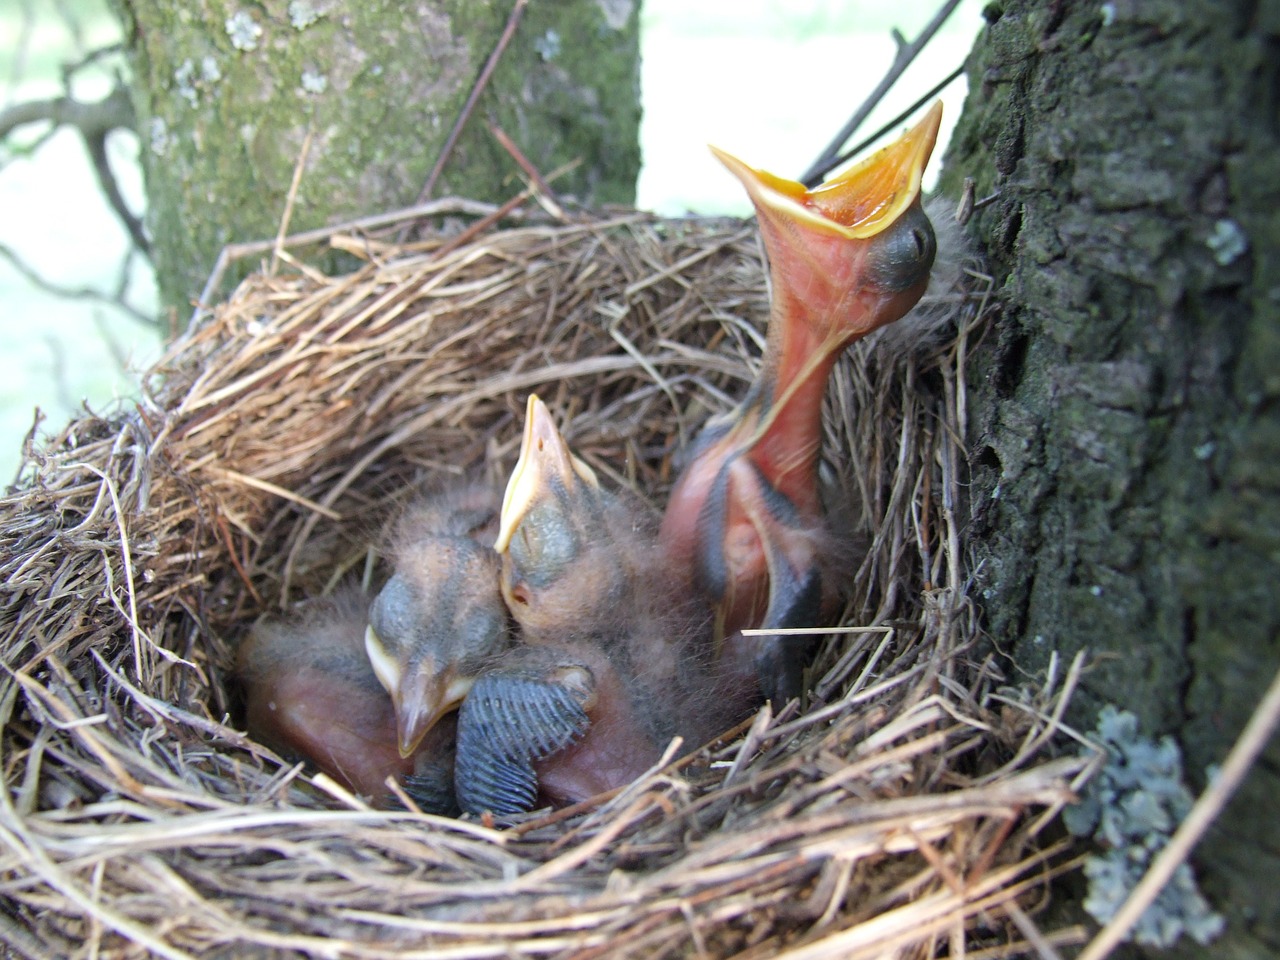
[365,535,508,758]
[710,100,943,343]
[494,395,629,633]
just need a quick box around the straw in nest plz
[0,202,1093,959]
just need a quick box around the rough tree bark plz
[940,1,1278,955]
[111,0,641,315]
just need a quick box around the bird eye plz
[911,228,928,257]
[865,204,936,292]
[509,501,578,588]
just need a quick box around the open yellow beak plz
[495,395,598,554]
[709,100,942,240]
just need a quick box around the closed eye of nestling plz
[910,226,929,258]
[864,205,937,292]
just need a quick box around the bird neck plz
[744,285,864,516]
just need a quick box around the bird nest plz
[0,204,1088,958]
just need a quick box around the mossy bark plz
[111,0,641,316]
[942,1,1279,954]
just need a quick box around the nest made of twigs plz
[0,203,1088,959]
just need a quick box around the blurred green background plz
[0,0,983,482]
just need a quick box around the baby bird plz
[453,395,735,815]
[363,483,511,759]
[659,103,943,705]
[237,587,458,812]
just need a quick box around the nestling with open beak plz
[237,587,459,813]
[659,102,943,706]
[452,395,736,816]
[363,484,511,760]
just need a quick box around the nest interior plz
[0,207,1087,959]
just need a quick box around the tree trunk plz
[941,0,1279,954]
[112,0,641,315]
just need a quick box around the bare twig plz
[489,121,567,220]
[0,85,131,142]
[82,118,150,254]
[799,0,965,185]
[59,42,128,83]
[269,126,314,276]
[804,63,967,187]
[0,84,146,254]
[413,0,529,205]
[0,241,154,327]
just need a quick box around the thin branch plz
[413,0,529,204]
[0,241,155,328]
[83,124,150,255]
[0,83,133,142]
[799,0,965,185]
[802,63,966,188]
[488,121,567,220]
[0,122,59,168]
[427,159,580,261]
[60,43,127,85]
[269,125,315,276]
[0,84,148,255]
